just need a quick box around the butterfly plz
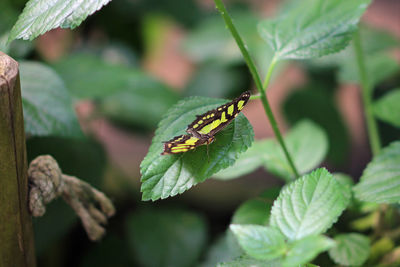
[161,91,250,155]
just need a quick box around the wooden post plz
[0,52,36,266]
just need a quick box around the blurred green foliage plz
[1,0,399,266]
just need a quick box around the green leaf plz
[283,235,335,267]
[9,0,111,41]
[217,257,281,267]
[81,234,132,266]
[140,96,254,201]
[183,12,258,64]
[231,198,271,225]
[126,207,207,267]
[270,168,348,240]
[354,141,400,203]
[339,52,400,90]
[215,120,328,181]
[307,26,399,70]
[263,120,328,180]
[258,0,371,60]
[184,62,246,99]
[283,88,349,164]
[53,54,179,129]
[214,140,273,180]
[328,233,370,266]
[200,231,243,267]
[230,224,286,260]
[373,89,400,128]
[20,61,82,138]
[333,173,354,202]
[183,11,278,76]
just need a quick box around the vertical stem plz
[214,0,299,178]
[0,51,36,267]
[263,55,278,90]
[353,30,381,156]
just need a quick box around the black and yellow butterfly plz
[161,91,250,155]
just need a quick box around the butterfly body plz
[161,91,250,155]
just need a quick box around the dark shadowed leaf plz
[283,88,349,164]
[217,257,281,267]
[373,89,400,128]
[53,54,179,128]
[20,61,82,138]
[231,198,271,225]
[339,52,399,91]
[200,231,242,267]
[126,207,207,267]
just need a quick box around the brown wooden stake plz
[0,51,36,267]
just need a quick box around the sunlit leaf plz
[230,224,286,260]
[328,233,370,266]
[258,0,371,60]
[270,168,348,240]
[9,0,111,41]
[283,235,335,267]
[140,96,254,200]
[354,141,400,203]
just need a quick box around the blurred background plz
[1,0,399,266]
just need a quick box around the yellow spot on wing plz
[198,120,203,124]
[221,112,228,122]
[238,100,245,110]
[193,124,199,128]
[199,119,221,134]
[227,105,234,115]
[171,148,189,153]
[185,137,199,145]
[211,114,214,117]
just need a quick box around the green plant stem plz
[214,0,299,178]
[263,55,278,90]
[250,94,260,100]
[353,30,381,156]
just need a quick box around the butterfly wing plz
[186,91,250,138]
[161,134,208,155]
